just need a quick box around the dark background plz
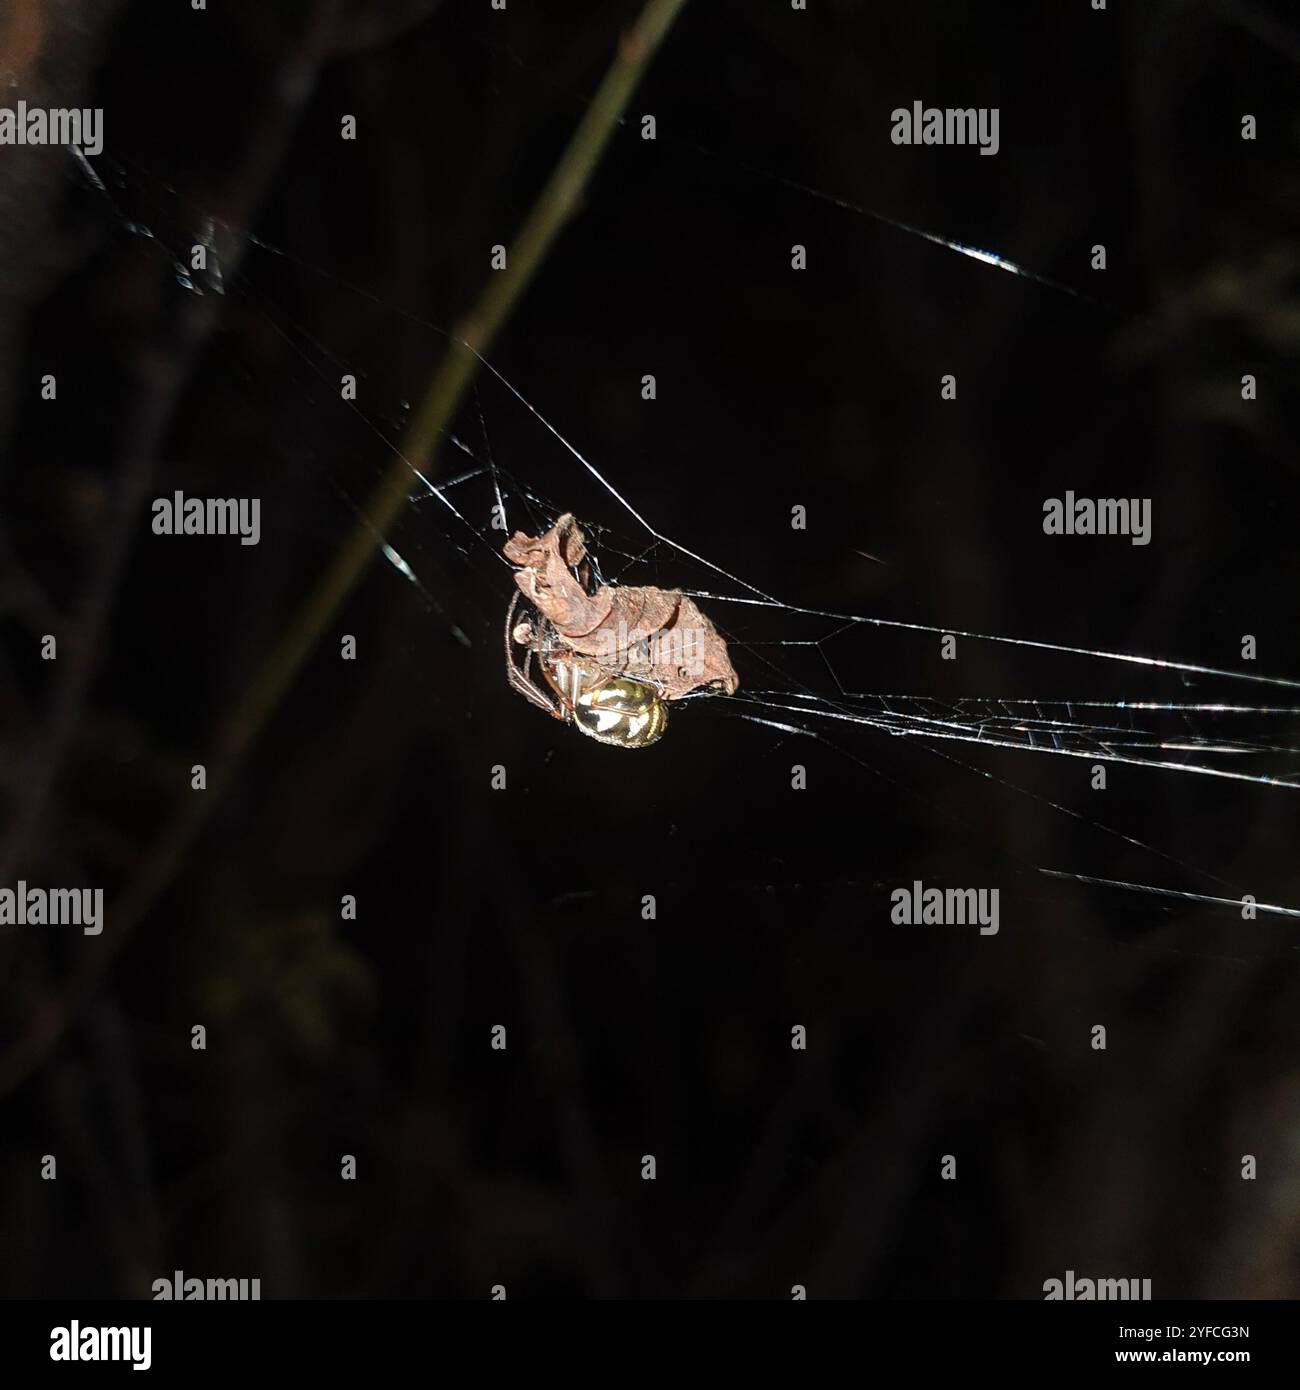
[1,0,1298,1298]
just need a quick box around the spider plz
[501,512,739,749]
[505,590,669,749]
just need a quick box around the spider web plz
[229,257,1300,933]
[61,16,1300,948]
[407,375,1300,922]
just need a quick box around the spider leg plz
[504,590,567,720]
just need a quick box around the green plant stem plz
[0,0,690,1098]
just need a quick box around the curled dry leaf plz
[503,513,739,702]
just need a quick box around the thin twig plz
[0,0,691,1099]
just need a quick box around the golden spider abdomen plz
[573,677,668,749]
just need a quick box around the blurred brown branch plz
[0,0,343,883]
